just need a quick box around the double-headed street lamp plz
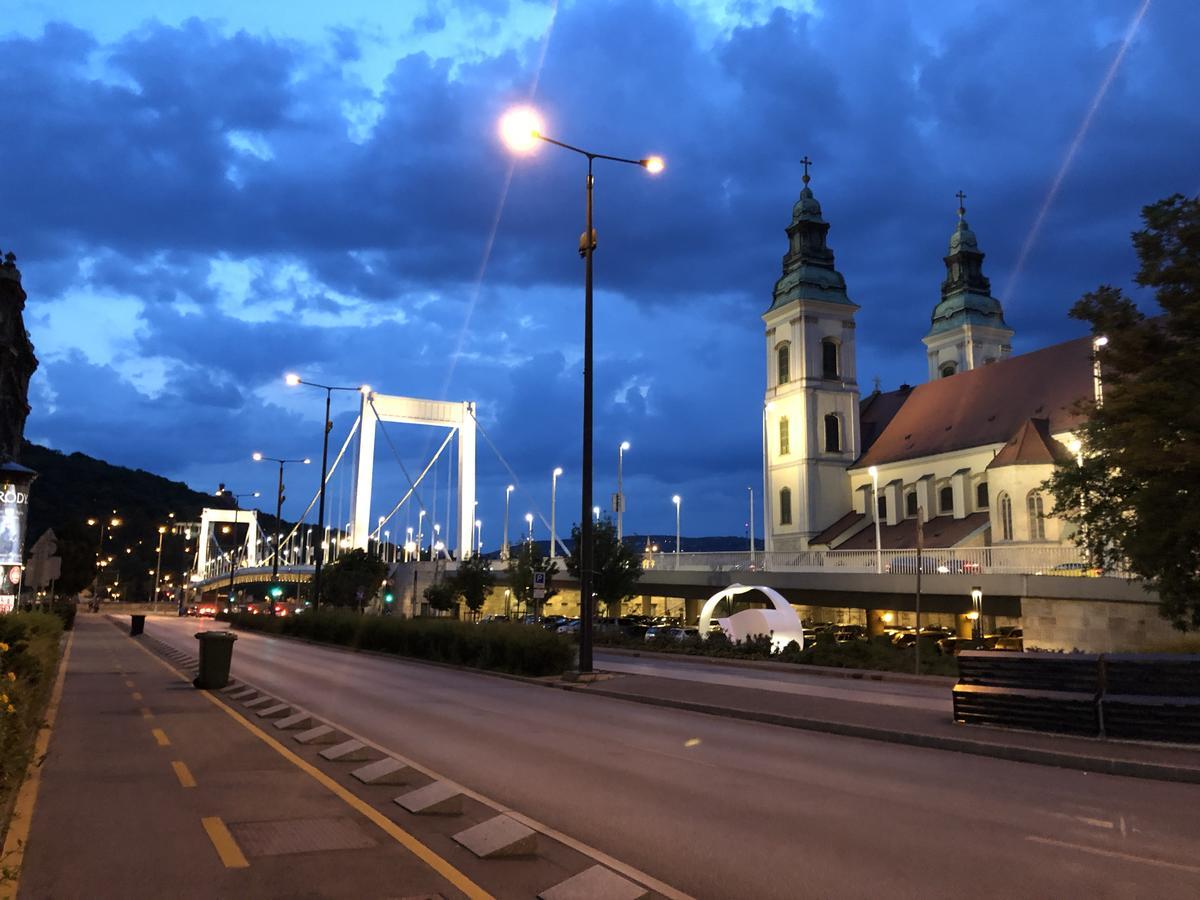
[551,467,563,559]
[501,105,664,674]
[253,451,310,612]
[285,374,369,608]
[617,441,630,542]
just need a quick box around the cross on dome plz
[956,190,967,219]
[800,156,812,185]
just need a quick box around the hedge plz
[223,609,575,677]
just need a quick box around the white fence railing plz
[646,545,1125,577]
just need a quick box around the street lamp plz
[672,495,682,565]
[970,586,984,640]
[502,104,664,674]
[151,525,166,608]
[525,512,534,542]
[253,451,310,614]
[502,484,514,560]
[417,509,426,560]
[1092,334,1109,408]
[747,486,755,566]
[868,465,882,574]
[551,467,563,559]
[474,519,482,556]
[593,505,600,522]
[431,522,440,560]
[762,401,773,554]
[405,526,414,562]
[617,441,630,542]
[285,374,369,608]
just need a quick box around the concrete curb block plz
[598,645,958,687]
[351,758,417,786]
[453,814,537,858]
[396,781,463,816]
[539,864,650,900]
[553,682,1200,785]
[319,739,373,762]
[274,711,313,731]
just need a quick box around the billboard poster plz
[0,479,31,568]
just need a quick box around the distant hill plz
[21,442,241,597]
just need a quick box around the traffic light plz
[269,584,284,599]
[384,592,394,604]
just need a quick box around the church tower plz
[762,160,860,552]
[922,193,1013,379]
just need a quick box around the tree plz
[422,578,458,614]
[507,541,558,620]
[1045,193,1200,629]
[452,554,496,619]
[566,516,642,618]
[321,548,387,609]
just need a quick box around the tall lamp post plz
[151,525,166,609]
[970,586,984,641]
[868,465,882,574]
[617,441,630,542]
[550,467,563,559]
[672,494,682,567]
[1092,335,1109,408]
[285,374,369,609]
[748,486,755,566]
[502,484,514,560]
[253,451,310,613]
[525,512,534,543]
[474,519,482,556]
[501,105,664,674]
[220,489,260,608]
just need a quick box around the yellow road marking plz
[201,816,248,868]
[0,630,75,900]
[171,760,197,788]
[129,634,493,900]
[1026,836,1200,874]
[140,707,154,719]
[151,728,171,747]
[131,691,143,701]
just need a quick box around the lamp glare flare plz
[499,106,544,153]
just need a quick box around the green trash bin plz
[193,631,238,689]
[130,614,146,636]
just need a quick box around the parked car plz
[833,624,869,643]
[990,627,1024,652]
[555,619,581,634]
[886,556,980,574]
[646,625,699,642]
[892,627,953,649]
[540,615,568,630]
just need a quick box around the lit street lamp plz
[551,467,563,559]
[474,519,482,555]
[253,451,310,614]
[151,525,166,608]
[502,484,514,560]
[525,512,534,542]
[417,509,426,560]
[617,441,630,542]
[971,586,984,640]
[868,465,882,574]
[672,494,682,565]
[502,104,663,675]
[285,374,369,608]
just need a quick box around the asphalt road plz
[150,618,1200,900]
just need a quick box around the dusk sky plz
[6,0,1198,546]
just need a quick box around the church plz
[763,165,1098,557]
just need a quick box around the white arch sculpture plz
[196,507,260,574]
[698,583,804,653]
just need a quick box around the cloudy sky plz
[6,0,1198,546]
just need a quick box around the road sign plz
[533,571,546,600]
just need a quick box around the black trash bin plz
[130,614,146,636]
[193,631,238,689]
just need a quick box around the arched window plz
[822,339,840,379]
[779,487,792,526]
[1027,491,1046,540]
[976,482,989,509]
[905,491,918,518]
[777,344,790,385]
[779,417,790,456]
[939,485,954,514]
[823,414,840,452]
[940,362,957,378]
[998,492,1013,541]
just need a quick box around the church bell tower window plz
[778,344,790,385]
[822,339,839,379]
[779,417,790,456]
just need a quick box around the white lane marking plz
[146,619,693,900]
[1026,836,1200,874]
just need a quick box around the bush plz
[223,609,574,677]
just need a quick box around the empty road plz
[149,617,1200,899]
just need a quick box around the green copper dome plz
[925,202,1010,337]
[769,175,855,311]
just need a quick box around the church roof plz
[860,385,914,454]
[986,418,1075,469]
[809,510,866,547]
[852,335,1094,469]
[833,511,991,550]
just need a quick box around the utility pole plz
[915,509,924,676]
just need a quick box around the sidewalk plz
[562,656,1200,784]
[10,616,471,899]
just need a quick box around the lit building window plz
[998,492,1013,541]
[1027,491,1046,540]
[779,416,790,456]
[779,487,792,526]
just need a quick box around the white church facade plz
[764,172,1097,556]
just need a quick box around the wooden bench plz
[953,651,1101,736]
[1101,655,1200,743]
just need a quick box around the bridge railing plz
[650,545,1125,577]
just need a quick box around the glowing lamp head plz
[475,519,482,528]
[553,467,563,477]
[252,452,263,461]
[642,155,665,174]
[303,457,311,465]
[1093,335,1109,348]
[672,495,681,506]
[360,384,372,396]
[524,513,533,524]
[620,441,631,451]
[499,106,544,153]
[285,373,301,386]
